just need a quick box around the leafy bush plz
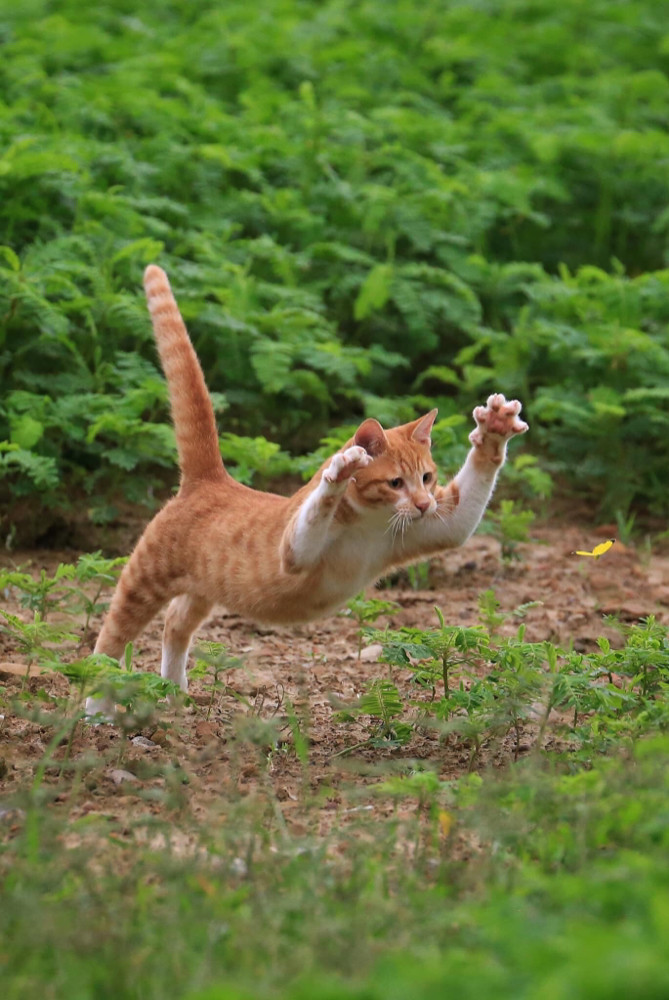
[1,0,668,529]
[360,607,669,764]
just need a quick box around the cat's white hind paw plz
[469,393,528,447]
[85,694,116,723]
[323,445,371,485]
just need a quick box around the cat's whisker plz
[392,508,411,546]
[391,512,405,544]
[387,509,405,543]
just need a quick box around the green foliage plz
[1,0,668,527]
[342,592,399,659]
[504,453,554,506]
[0,564,75,619]
[367,608,489,696]
[219,433,293,486]
[0,610,77,668]
[3,671,669,998]
[356,600,669,764]
[66,550,128,636]
[191,641,244,720]
[477,588,542,636]
[0,552,126,634]
[55,647,184,731]
[335,678,413,754]
[482,499,536,562]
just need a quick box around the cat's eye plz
[389,477,404,489]
[423,472,433,484]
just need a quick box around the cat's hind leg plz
[85,544,179,719]
[161,593,213,692]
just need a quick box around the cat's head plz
[348,410,439,522]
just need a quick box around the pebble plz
[148,729,169,747]
[131,736,158,749]
[109,768,139,785]
[0,805,25,821]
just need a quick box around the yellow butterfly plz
[573,538,616,559]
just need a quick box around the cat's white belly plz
[308,535,390,614]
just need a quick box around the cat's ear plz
[409,409,438,447]
[354,418,388,457]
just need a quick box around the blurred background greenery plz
[1,0,668,535]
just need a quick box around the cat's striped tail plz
[144,265,227,485]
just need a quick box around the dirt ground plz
[1,521,668,838]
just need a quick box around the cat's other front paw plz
[470,394,528,443]
[469,394,528,462]
[323,445,371,486]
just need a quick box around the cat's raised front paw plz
[469,393,528,447]
[323,445,371,485]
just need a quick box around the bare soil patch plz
[1,522,668,838]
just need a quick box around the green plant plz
[600,614,669,700]
[477,588,542,636]
[1,0,668,528]
[367,608,489,697]
[0,564,76,620]
[334,678,412,756]
[614,508,637,546]
[504,453,553,506]
[0,611,78,674]
[342,593,399,660]
[437,682,497,770]
[66,551,128,636]
[190,642,244,720]
[285,697,310,771]
[0,555,126,637]
[357,601,669,768]
[483,499,536,562]
[218,434,294,486]
[406,561,431,590]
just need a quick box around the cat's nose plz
[414,498,431,514]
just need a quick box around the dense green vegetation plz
[4,736,669,1000]
[1,0,668,534]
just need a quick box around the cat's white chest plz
[317,525,392,605]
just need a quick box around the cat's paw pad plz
[324,446,371,485]
[470,393,528,445]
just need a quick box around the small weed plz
[367,608,489,698]
[406,561,431,590]
[191,642,244,720]
[333,678,411,756]
[66,551,128,637]
[478,588,542,637]
[0,565,75,620]
[0,611,78,677]
[483,499,536,563]
[343,592,399,660]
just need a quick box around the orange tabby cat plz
[86,266,528,717]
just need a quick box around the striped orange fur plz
[86,266,528,717]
